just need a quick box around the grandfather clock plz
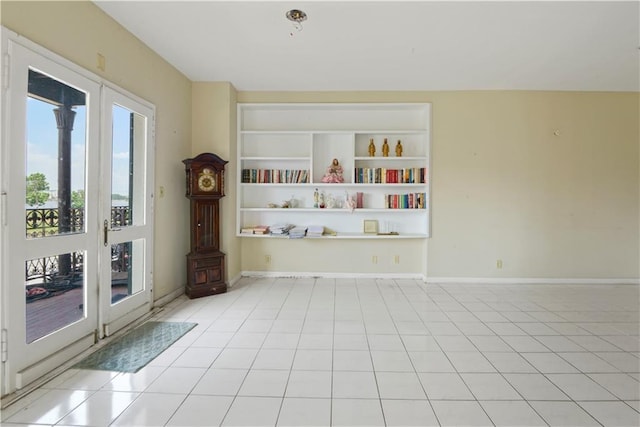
[183,153,228,298]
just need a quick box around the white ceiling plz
[94,1,640,92]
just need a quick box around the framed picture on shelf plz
[363,219,379,234]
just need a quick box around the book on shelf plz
[306,225,324,237]
[241,168,309,184]
[354,167,427,184]
[240,225,271,234]
[270,223,294,235]
[383,192,427,209]
[288,226,307,239]
[253,225,270,234]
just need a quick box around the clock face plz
[197,169,216,192]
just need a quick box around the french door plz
[1,33,154,395]
[99,87,154,337]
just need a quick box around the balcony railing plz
[25,206,131,287]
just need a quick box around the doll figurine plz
[382,138,390,157]
[368,138,376,156]
[321,158,344,183]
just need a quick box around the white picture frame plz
[363,219,379,234]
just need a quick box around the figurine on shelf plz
[368,138,376,156]
[313,188,319,208]
[395,139,403,157]
[321,158,345,183]
[345,191,356,213]
[382,138,390,157]
[326,193,335,208]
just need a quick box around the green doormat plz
[74,321,197,373]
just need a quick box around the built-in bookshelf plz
[236,103,431,239]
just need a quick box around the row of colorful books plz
[242,169,309,184]
[354,167,426,184]
[384,193,427,209]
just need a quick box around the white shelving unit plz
[237,103,431,239]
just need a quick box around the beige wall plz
[4,1,637,283]
[2,1,193,299]
[192,82,240,282]
[235,91,639,280]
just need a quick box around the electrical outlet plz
[372,255,378,264]
[496,259,503,269]
[394,255,400,264]
[265,254,271,264]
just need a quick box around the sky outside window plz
[26,97,132,204]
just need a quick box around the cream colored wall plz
[427,91,639,279]
[2,1,193,299]
[7,1,634,283]
[235,91,639,280]
[241,238,426,277]
[192,83,240,282]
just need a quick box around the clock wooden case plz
[183,153,228,298]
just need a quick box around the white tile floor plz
[2,278,640,426]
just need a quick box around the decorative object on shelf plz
[268,203,279,208]
[313,188,319,208]
[345,191,356,212]
[319,191,326,208]
[395,139,403,157]
[326,193,336,208]
[321,158,345,183]
[183,152,228,298]
[382,138,390,157]
[368,138,376,156]
[363,219,379,234]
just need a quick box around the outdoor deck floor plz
[26,283,129,343]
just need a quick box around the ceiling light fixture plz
[286,9,307,35]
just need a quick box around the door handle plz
[104,220,123,246]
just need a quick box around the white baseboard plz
[153,286,185,307]
[241,271,425,280]
[425,277,640,285]
[239,272,639,285]
[228,273,242,288]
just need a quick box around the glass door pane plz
[25,251,85,343]
[110,239,145,304]
[107,104,148,305]
[111,105,133,227]
[25,69,87,239]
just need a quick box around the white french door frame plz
[99,86,155,337]
[0,27,155,397]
